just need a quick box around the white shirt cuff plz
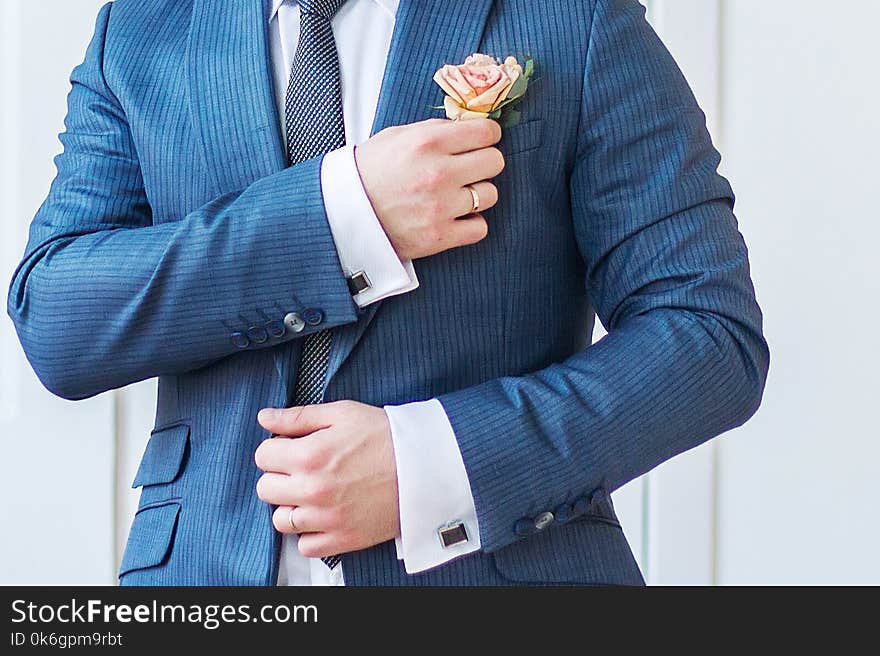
[385,399,481,574]
[321,146,418,307]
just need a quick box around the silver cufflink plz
[437,521,469,549]
[347,270,371,296]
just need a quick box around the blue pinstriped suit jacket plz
[7,0,768,586]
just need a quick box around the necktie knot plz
[298,0,348,20]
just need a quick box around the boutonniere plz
[433,53,535,128]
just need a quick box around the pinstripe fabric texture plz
[7,0,768,586]
[284,0,349,570]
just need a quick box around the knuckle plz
[415,132,440,154]
[334,400,358,417]
[423,224,444,246]
[480,120,499,143]
[303,477,333,505]
[417,165,446,191]
[423,197,447,221]
[322,506,345,531]
[300,444,328,473]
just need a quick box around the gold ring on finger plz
[465,184,480,213]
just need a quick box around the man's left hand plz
[255,402,400,559]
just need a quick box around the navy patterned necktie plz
[285,0,348,570]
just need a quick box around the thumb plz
[257,405,332,437]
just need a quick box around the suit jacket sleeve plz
[437,0,770,553]
[6,3,358,400]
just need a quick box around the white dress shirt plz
[270,0,481,586]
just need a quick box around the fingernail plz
[258,408,279,423]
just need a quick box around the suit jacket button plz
[266,319,286,339]
[284,312,306,333]
[302,308,324,326]
[572,496,591,517]
[247,326,268,344]
[514,518,537,537]
[554,503,574,524]
[230,332,249,349]
[534,511,555,531]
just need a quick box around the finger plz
[256,472,307,506]
[454,181,499,218]
[257,405,332,437]
[452,146,505,185]
[272,506,300,535]
[272,505,329,535]
[254,436,303,474]
[438,118,502,154]
[297,532,351,560]
[448,214,489,248]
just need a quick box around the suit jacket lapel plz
[186,0,286,196]
[324,0,496,389]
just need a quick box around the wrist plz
[353,144,402,260]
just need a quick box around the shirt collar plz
[270,0,399,21]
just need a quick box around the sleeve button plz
[302,308,324,326]
[266,319,286,339]
[514,518,537,537]
[534,511,555,531]
[572,496,591,517]
[284,312,306,333]
[230,332,250,349]
[247,326,268,344]
[554,503,574,524]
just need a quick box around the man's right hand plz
[354,118,505,261]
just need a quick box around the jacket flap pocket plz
[119,502,181,577]
[132,424,190,488]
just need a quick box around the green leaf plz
[492,89,526,113]
[504,76,529,105]
[499,109,522,129]
[524,57,535,79]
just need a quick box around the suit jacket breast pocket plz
[499,118,544,157]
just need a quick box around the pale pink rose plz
[434,54,523,120]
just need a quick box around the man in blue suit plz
[7,0,768,586]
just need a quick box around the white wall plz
[1,0,877,585]
[0,0,118,585]
[716,0,880,584]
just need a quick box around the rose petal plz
[467,70,512,112]
[444,95,489,121]
[433,68,466,105]
[460,65,504,96]
[493,66,521,106]
[443,66,479,103]
[465,53,499,67]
